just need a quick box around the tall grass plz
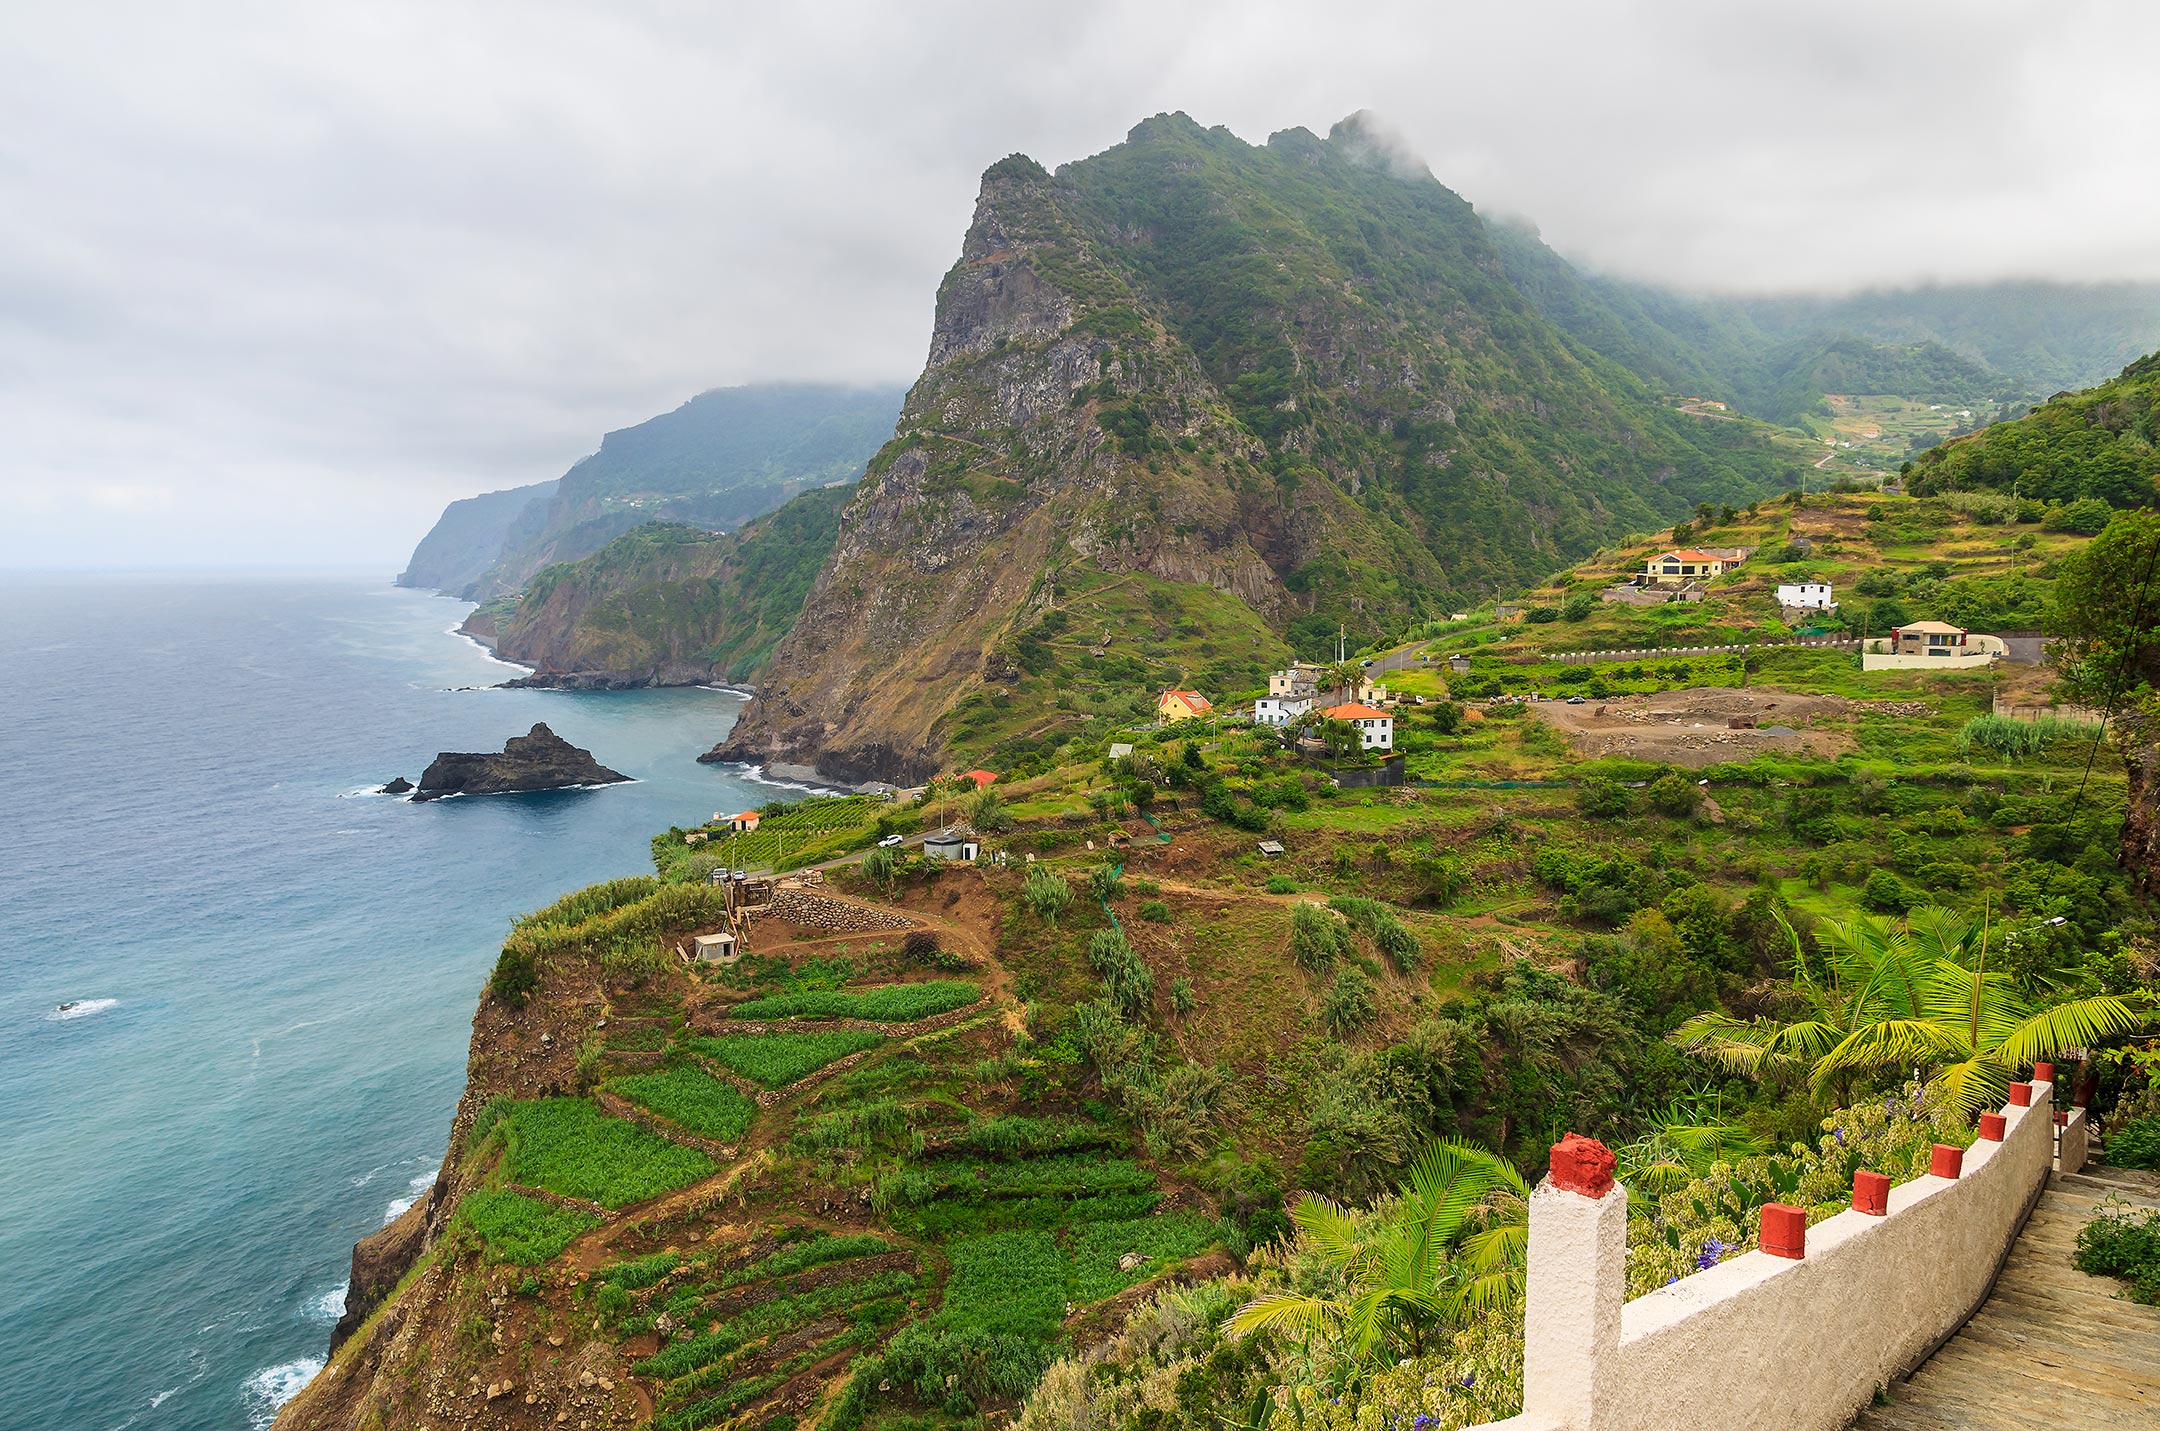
[504,881,729,974]
[726,980,980,1023]
[1955,713,2099,757]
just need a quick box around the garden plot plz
[1536,687,1855,767]
[488,1096,715,1207]
[687,1029,885,1088]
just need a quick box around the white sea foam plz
[732,763,843,797]
[305,1283,349,1323]
[383,1166,437,1224]
[46,997,118,1021]
[241,1358,322,1428]
[444,621,533,673]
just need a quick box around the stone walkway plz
[1851,1165,2160,1429]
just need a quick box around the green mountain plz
[393,479,556,595]
[1908,349,2160,507]
[710,112,1803,783]
[488,488,851,687]
[1493,228,2160,425]
[399,383,902,599]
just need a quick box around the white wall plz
[1486,1079,2056,1431]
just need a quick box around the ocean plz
[0,574,812,1431]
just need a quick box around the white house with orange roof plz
[1157,689,1214,725]
[1319,701,1393,750]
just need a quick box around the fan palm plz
[1671,906,2149,1115]
[1225,1138,1528,1358]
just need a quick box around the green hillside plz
[1909,351,2160,509]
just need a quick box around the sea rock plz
[411,724,630,801]
[379,777,415,795]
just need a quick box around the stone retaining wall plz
[762,889,914,935]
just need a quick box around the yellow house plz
[1157,689,1214,724]
[1645,549,1734,581]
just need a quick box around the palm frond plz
[1225,1292,1343,1342]
[1991,995,2152,1066]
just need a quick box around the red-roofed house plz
[727,811,761,833]
[1645,549,1737,581]
[962,769,999,789]
[1157,689,1214,725]
[1319,701,1394,750]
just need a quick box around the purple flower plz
[1833,1127,1846,1146]
[1696,1239,1731,1270]
[1414,1416,1436,1429]
[1461,1374,1477,1390]
[1664,1275,1680,1286]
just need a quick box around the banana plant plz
[1226,1138,1529,1359]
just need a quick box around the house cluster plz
[1251,664,1395,749]
[1603,545,1755,607]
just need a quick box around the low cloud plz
[4,0,2157,567]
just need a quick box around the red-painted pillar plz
[1851,1169,1891,1216]
[1761,1203,1806,1259]
[1929,1144,1965,1178]
[1978,1113,2007,1141]
[2007,1082,2032,1107]
[2032,1060,2055,1086]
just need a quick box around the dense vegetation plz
[1909,351,2160,507]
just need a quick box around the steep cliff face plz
[398,481,558,596]
[470,384,904,599]
[711,148,1418,784]
[490,488,852,688]
[713,114,1792,783]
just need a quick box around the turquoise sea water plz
[0,575,806,1431]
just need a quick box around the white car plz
[877,834,905,848]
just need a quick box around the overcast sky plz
[6,0,2158,570]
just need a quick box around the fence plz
[1551,638,1857,665]
[1475,1073,2081,1431]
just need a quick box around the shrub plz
[1023,865,1073,926]
[1321,966,1376,1036]
[1138,900,1172,922]
[1647,772,1702,818]
[488,946,540,1007]
[2073,1202,2160,1303]
[1170,978,1195,1015]
[1328,895,1420,971]
[1264,874,1298,894]
[2047,497,2115,535]
[1088,928,1154,1018]
[1956,713,2098,757]
[1430,700,1464,736]
[1524,606,1560,623]
[1861,869,1924,914]
[1088,862,1125,903]
[2110,1116,2160,1171]
[1942,488,2018,524]
[968,787,1014,834]
[1290,904,1349,973]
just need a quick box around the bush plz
[1138,900,1172,922]
[1328,894,1419,971]
[2110,1116,2160,1171]
[1023,866,1073,926]
[1561,595,1596,622]
[2047,497,2115,535]
[488,946,540,1007]
[1088,862,1125,903]
[968,787,1014,834]
[1264,874,1298,894]
[1430,700,1464,736]
[1320,966,1376,1036]
[1088,929,1154,1018]
[1647,772,1702,818]
[1862,868,1924,914]
[1290,904,1349,973]
[1524,606,1560,624]
[2073,1202,2160,1304]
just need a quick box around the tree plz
[1225,1139,1530,1357]
[1561,594,1596,622]
[1430,700,1464,737]
[1317,717,1362,768]
[861,846,898,892]
[1670,907,2151,1114]
[968,786,1014,834]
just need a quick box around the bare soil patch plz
[1537,686,1856,768]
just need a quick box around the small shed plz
[1447,654,1472,674]
[1257,840,1285,858]
[692,931,740,965]
[923,833,979,861]
[1108,743,1134,760]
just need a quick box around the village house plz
[960,769,998,789]
[1156,689,1214,724]
[1776,580,1837,610]
[1319,701,1394,750]
[1268,665,1322,699]
[1644,548,1737,582]
[1255,693,1313,727]
[725,810,761,833]
[1862,621,2009,671]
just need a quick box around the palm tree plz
[1225,1139,1528,1359]
[1614,1098,1764,1197]
[1671,906,2149,1115]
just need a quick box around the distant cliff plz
[396,384,902,601]
[487,487,851,689]
[395,481,556,597]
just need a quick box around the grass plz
[1062,1212,1222,1302]
[496,1098,715,1207]
[607,1064,757,1141]
[726,980,981,1023]
[938,1229,1067,1338]
[688,1030,886,1087]
[459,1187,602,1264]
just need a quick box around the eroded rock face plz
[412,724,629,801]
[328,1190,436,1352]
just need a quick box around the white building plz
[1268,665,1322,699]
[1776,581,1837,610]
[1320,701,1393,750]
[1255,695,1314,727]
